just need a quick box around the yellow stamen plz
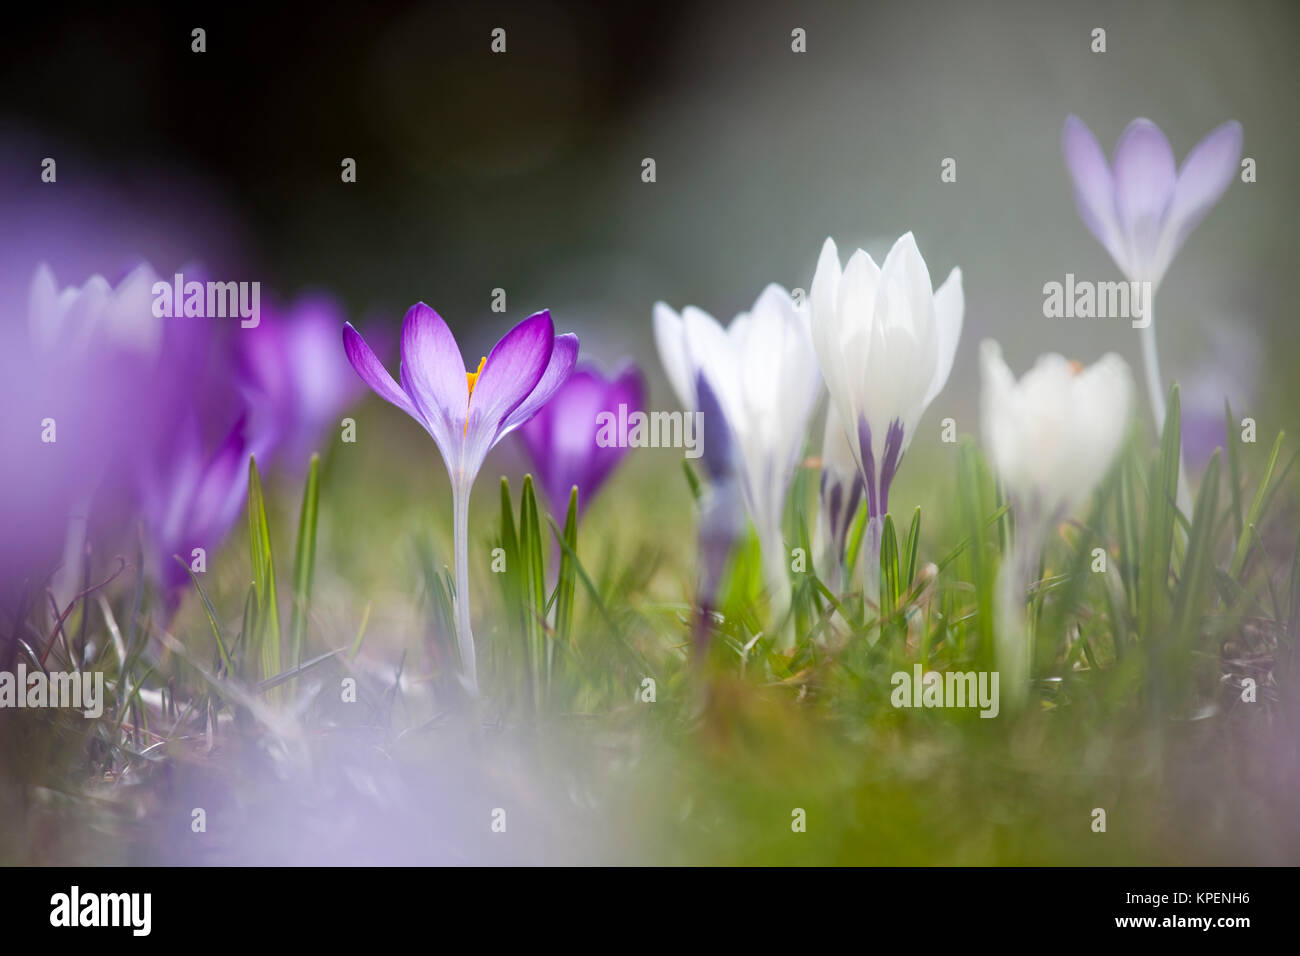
[1067,359,1084,376]
[464,356,487,435]
[466,356,487,396]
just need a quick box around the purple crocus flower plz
[516,361,645,517]
[1063,115,1242,510]
[343,304,578,695]
[238,294,382,473]
[137,413,260,612]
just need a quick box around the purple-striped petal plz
[343,321,421,425]
[397,303,469,455]
[499,331,579,438]
[470,311,555,435]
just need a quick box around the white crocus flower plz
[809,233,963,595]
[980,340,1133,703]
[654,284,822,628]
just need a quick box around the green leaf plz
[554,486,579,651]
[247,457,281,686]
[879,513,899,620]
[902,507,921,592]
[348,602,371,662]
[844,500,869,577]
[1229,430,1292,579]
[1172,451,1221,641]
[681,460,702,501]
[176,555,232,678]
[1139,385,1180,648]
[519,475,547,709]
[288,454,320,670]
[1225,400,1244,542]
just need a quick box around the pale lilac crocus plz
[343,304,578,696]
[517,361,645,518]
[1063,116,1241,509]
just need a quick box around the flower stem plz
[1139,299,1193,518]
[452,485,479,697]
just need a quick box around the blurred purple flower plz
[136,413,260,609]
[238,294,384,472]
[516,361,645,516]
[1062,115,1242,288]
[1180,321,1260,469]
[343,304,578,695]
[1,263,169,596]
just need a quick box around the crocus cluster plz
[2,258,378,626]
[651,233,964,634]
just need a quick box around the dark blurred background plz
[3,0,1297,435]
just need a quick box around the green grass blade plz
[247,456,281,685]
[1225,400,1244,542]
[1139,385,1180,647]
[1229,431,1292,579]
[844,500,869,577]
[519,475,547,709]
[879,513,899,620]
[902,506,921,591]
[288,454,320,670]
[681,460,702,501]
[176,555,232,677]
[554,486,579,650]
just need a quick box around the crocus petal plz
[1112,118,1177,279]
[695,369,737,483]
[498,330,578,438]
[343,322,423,427]
[397,302,470,456]
[683,305,743,427]
[653,303,694,409]
[518,360,644,512]
[189,416,252,543]
[1061,115,1124,267]
[924,267,964,407]
[469,310,554,430]
[809,238,856,452]
[1154,120,1243,279]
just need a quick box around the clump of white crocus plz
[980,340,1133,702]
[809,233,963,597]
[655,284,822,631]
